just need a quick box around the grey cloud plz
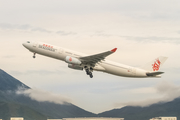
[91,31,112,37]
[56,31,77,36]
[0,23,31,30]
[120,36,180,43]
[10,69,66,76]
[1,0,180,23]
[0,23,52,33]
[122,11,180,20]
[91,32,180,43]
[16,88,71,104]
[31,27,52,33]
[0,23,77,34]
[177,31,180,34]
[9,71,23,76]
[163,67,180,74]
[3,55,16,58]
[17,24,32,30]
[114,81,180,107]
[91,31,180,43]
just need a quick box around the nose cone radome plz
[22,42,28,49]
[22,43,26,47]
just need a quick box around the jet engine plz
[68,64,83,70]
[65,56,82,65]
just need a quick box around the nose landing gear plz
[84,66,93,78]
[33,53,36,58]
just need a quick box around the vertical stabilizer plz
[141,56,168,72]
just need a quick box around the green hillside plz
[0,101,47,120]
[98,98,180,120]
[0,69,96,119]
[1,69,180,120]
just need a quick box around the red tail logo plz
[69,57,72,61]
[152,59,161,71]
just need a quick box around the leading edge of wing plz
[79,48,117,65]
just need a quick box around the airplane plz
[22,41,168,78]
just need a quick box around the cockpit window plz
[27,41,30,43]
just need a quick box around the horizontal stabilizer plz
[146,71,164,76]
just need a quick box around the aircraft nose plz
[22,42,28,49]
[22,43,26,47]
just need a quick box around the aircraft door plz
[33,42,38,47]
[132,68,136,75]
[128,67,136,76]
[58,48,63,54]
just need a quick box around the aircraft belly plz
[34,47,65,61]
[100,63,147,78]
[135,68,148,77]
[100,63,132,77]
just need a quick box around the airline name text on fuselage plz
[39,44,57,52]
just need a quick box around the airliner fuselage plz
[23,41,167,78]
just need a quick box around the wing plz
[79,48,117,66]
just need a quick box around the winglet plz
[111,48,117,52]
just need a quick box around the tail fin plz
[141,56,168,72]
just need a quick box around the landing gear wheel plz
[33,53,36,58]
[89,73,93,78]
[90,67,93,71]
[84,66,94,78]
[85,68,90,75]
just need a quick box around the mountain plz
[0,69,96,120]
[0,69,29,91]
[1,68,180,120]
[0,101,47,120]
[98,98,180,120]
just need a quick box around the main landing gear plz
[84,66,93,78]
[33,53,36,58]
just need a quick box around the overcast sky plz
[1,0,180,113]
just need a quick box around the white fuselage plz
[23,41,150,78]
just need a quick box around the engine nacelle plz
[68,64,83,70]
[65,56,81,65]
